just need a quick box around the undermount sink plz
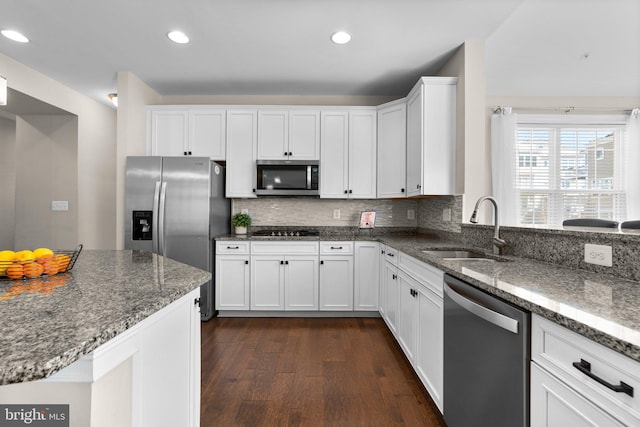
[422,249,510,262]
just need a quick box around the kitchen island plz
[0,250,210,427]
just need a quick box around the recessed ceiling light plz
[167,30,190,44]
[331,31,351,45]
[1,30,29,43]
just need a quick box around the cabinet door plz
[189,109,226,160]
[415,284,443,413]
[378,246,387,318]
[383,261,399,335]
[289,110,320,160]
[531,363,624,427]
[348,110,377,198]
[150,110,188,156]
[354,241,379,311]
[397,271,418,363]
[251,256,284,310]
[406,86,423,197]
[320,111,349,198]
[226,110,257,198]
[377,102,407,198]
[319,256,354,310]
[215,255,250,310]
[285,256,319,311]
[257,110,288,160]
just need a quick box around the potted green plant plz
[231,213,252,235]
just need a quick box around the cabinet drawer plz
[320,241,354,255]
[532,315,640,424]
[398,252,443,297]
[216,241,250,254]
[383,246,399,266]
[251,241,319,255]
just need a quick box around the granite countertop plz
[0,250,211,385]
[217,231,640,362]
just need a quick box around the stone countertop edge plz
[216,232,640,363]
[0,250,211,385]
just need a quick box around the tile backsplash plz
[232,198,418,227]
[417,195,463,233]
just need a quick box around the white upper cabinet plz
[320,109,377,199]
[257,109,320,160]
[148,108,226,160]
[406,77,457,197]
[226,110,257,198]
[377,99,407,198]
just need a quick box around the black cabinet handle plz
[184,151,188,156]
[320,260,324,265]
[280,260,284,265]
[392,274,397,280]
[226,246,239,249]
[253,188,256,193]
[285,260,289,265]
[387,253,395,257]
[245,260,249,265]
[330,246,343,250]
[284,152,288,156]
[381,250,385,254]
[572,359,634,397]
[401,188,405,193]
[349,189,353,194]
[188,151,192,155]
[344,190,348,194]
[288,152,292,156]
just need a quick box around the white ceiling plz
[0,0,637,108]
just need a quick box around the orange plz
[6,263,24,280]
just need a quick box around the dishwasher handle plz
[445,281,519,334]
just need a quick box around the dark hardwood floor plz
[201,317,446,427]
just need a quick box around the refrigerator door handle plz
[152,181,161,254]
[158,181,168,256]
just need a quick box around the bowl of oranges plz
[0,245,82,280]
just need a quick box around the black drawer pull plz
[226,246,239,249]
[572,359,634,397]
[387,253,395,257]
[330,246,343,250]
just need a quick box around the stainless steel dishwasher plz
[443,273,530,427]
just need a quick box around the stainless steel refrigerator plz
[124,156,230,320]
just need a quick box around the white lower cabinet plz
[354,241,380,311]
[397,271,418,362]
[531,315,640,426]
[250,242,319,311]
[215,241,250,310]
[380,246,399,335]
[319,242,354,311]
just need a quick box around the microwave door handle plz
[307,165,312,190]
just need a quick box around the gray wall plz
[0,116,16,249]
[14,115,78,250]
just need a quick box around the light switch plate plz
[442,208,452,222]
[584,243,612,267]
[333,209,341,220]
[51,200,69,211]
[407,209,415,220]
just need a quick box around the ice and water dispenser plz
[132,211,153,240]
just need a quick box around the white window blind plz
[515,116,627,226]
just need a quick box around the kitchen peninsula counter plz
[217,230,640,362]
[0,250,210,385]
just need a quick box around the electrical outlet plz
[584,243,612,267]
[51,200,69,211]
[407,209,415,220]
[333,209,341,220]
[442,208,452,222]
[241,209,249,214]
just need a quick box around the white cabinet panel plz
[415,283,443,412]
[257,109,320,160]
[319,255,354,311]
[258,110,288,159]
[531,363,625,427]
[226,110,257,198]
[289,110,320,159]
[383,260,399,335]
[398,271,418,363]
[354,241,379,311]
[348,110,377,198]
[149,110,188,157]
[285,256,319,311]
[320,111,349,198]
[190,109,226,160]
[406,77,457,197]
[377,100,407,198]
[215,255,250,310]
[251,256,284,310]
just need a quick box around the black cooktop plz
[252,229,320,237]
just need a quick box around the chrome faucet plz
[470,196,508,255]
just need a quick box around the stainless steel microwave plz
[256,160,319,196]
